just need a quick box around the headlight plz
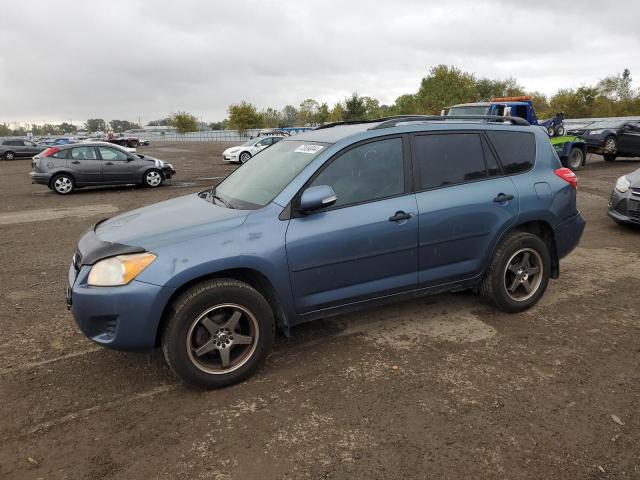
[587,129,604,135]
[88,252,156,286]
[615,176,631,193]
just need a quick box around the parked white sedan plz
[222,135,284,163]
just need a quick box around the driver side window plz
[98,147,129,161]
[309,137,405,208]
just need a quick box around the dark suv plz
[67,116,585,388]
[30,142,175,194]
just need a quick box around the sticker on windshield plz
[295,144,323,154]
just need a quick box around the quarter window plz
[485,131,535,174]
[413,133,487,190]
[309,137,405,208]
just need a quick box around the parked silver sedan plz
[608,167,640,226]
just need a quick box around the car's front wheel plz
[480,231,551,313]
[143,169,164,188]
[162,279,275,389]
[3,151,15,160]
[239,151,251,163]
[51,173,75,195]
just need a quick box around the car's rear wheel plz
[143,169,163,188]
[3,151,15,160]
[480,231,551,313]
[604,136,617,155]
[161,279,275,388]
[239,151,251,163]
[555,125,565,136]
[566,147,584,171]
[51,173,75,195]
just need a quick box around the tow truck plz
[444,96,588,171]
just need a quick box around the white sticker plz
[295,144,323,154]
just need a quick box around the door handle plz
[105,162,114,165]
[389,211,413,222]
[71,160,80,164]
[493,193,514,203]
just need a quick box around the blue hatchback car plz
[68,116,585,388]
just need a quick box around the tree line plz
[2,65,639,137]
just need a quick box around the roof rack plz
[368,115,530,130]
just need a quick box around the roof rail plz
[314,117,395,130]
[368,115,530,130]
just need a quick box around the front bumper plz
[68,264,175,351]
[162,166,176,179]
[30,171,51,185]
[554,211,586,259]
[608,188,640,225]
[223,152,240,162]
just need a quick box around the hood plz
[223,146,241,154]
[95,193,250,250]
[626,168,640,186]
[137,154,169,167]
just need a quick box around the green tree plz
[147,117,172,126]
[316,102,330,124]
[280,105,298,127]
[298,98,319,125]
[343,93,367,120]
[209,119,229,130]
[0,123,11,136]
[228,101,262,135]
[260,108,282,128]
[328,103,344,122]
[169,112,199,134]
[84,118,107,133]
[109,120,140,133]
[390,94,419,115]
[416,64,478,114]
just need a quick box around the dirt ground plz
[1,142,639,480]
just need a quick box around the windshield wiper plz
[209,189,234,209]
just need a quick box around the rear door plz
[285,136,419,313]
[411,131,520,287]
[23,140,42,156]
[97,146,138,183]
[68,146,103,183]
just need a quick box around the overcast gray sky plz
[1,0,639,125]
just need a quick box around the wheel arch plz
[49,170,76,188]
[155,267,288,347]
[508,220,558,279]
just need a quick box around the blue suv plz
[67,116,585,388]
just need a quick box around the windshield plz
[447,105,490,116]
[241,138,259,146]
[214,139,328,209]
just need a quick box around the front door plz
[68,146,103,184]
[285,136,419,314]
[618,123,640,156]
[411,131,520,286]
[98,146,138,183]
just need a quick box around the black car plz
[1,138,46,160]
[29,142,176,194]
[569,119,640,162]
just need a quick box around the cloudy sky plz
[1,0,639,125]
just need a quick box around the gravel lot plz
[1,142,639,479]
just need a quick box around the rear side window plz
[412,133,487,190]
[52,149,68,159]
[70,147,97,160]
[486,131,535,174]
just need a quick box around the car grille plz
[629,200,640,219]
[631,187,640,197]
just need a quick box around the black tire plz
[603,136,617,158]
[239,151,251,164]
[129,140,139,148]
[479,231,551,313]
[565,147,584,171]
[143,168,164,188]
[603,154,617,162]
[3,151,16,160]
[162,279,275,389]
[50,173,75,195]
[555,125,565,136]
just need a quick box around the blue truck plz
[445,96,588,171]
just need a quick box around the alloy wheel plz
[54,177,73,194]
[503,248,543,301]
[146,171,162,187]
[186,304,259,374]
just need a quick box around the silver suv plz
[30,142,176,194]
[1,138,45,160]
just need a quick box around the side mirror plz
[299,185,337,213]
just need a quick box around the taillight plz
[555,167,577,189]
[42,147,59,157]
